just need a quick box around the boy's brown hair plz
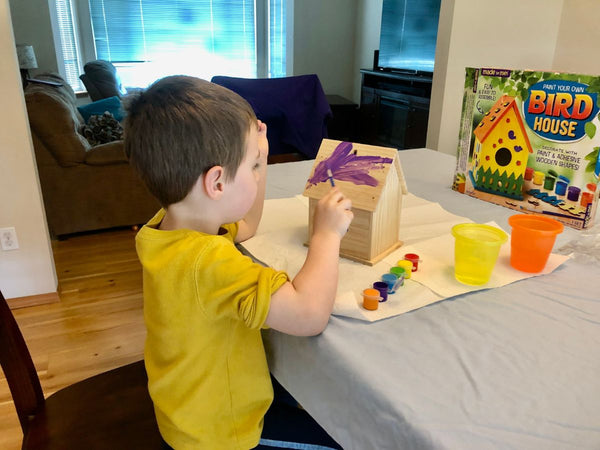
[124,75,257,207]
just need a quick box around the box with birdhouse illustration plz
[453,67,600,229]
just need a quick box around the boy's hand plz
[313,187,353,239]
[257,120,269,161]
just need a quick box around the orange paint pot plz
[362,288,381,311]
[508,214,563,273]
[581,192,594,207]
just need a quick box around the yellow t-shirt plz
[136,210,289,449]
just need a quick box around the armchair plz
[79,60,124,102]
[24,74,159,237]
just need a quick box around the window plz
[50,0,85,91]
[51,0,289,91]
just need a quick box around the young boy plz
[125,76,353,449]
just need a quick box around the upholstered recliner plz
[79,60,124,102]
[24,74,160,237]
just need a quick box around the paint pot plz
[555,181,568,196]
[581,192,594,207]
[381,273,399,294]
[587,183,597,192]
[548,169,559,178]
[508,214,563,273]
[524,167,534,181]
[404,253,421,271]
[390,266,406,279]
[567,186,581,202]
[362,288,381,311]
[543,176,556,190]
[372,281,389,302]
[533,171,545,186]
[451,223,507,286]
[558,175,570,184]
[395,260,413,279]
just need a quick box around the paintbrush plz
[326,167,335,187]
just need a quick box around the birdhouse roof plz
[473,95,534,153]
[302,139,408,212]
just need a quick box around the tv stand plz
[358,69,432,149]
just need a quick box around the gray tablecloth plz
[263,149,600,450]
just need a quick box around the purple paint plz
[307,141,393,187]
[508,130,516,140]
[514,145,523,152]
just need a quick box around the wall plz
[352,0,382,103]
[292,0,358,99]
[552,0,600,75]
[8,0,57,76]
[427,0,584,155]
[0,0,57,299]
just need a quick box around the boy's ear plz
[203,165,226,200]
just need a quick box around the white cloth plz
[242,194,569,322]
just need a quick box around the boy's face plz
[222,123,262,221]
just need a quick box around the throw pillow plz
[80,111,124,146]
[78,96,124,122]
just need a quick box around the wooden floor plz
[0,228,146,450]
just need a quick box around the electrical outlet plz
[0,227,19,251]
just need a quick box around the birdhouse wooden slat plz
[303,139,408,265]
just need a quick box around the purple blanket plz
[211,74,332,158]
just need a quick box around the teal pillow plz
[78,96,124,122]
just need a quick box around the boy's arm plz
[236,120,269,242]
[265,188,353,336]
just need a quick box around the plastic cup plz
[508,214,563,273]
[395,260,413,279]
[404,253,421,271]
[362,288,381,310]
[533,171,545,185]
[451,223,508,285]
[372,281,389,302]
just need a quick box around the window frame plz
[49,0,294,92]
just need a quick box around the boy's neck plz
[160,201,223,235]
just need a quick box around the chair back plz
[211,74,332,159]
[0,290,45,433]
[80,60,124,102]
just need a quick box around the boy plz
[125,76,353,449]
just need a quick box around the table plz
[262,149,600,450]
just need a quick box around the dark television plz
[378,0,441,74]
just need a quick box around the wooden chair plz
[0,289,163,449]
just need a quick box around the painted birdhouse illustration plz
[303,139,408,265]
[471,95,533,199]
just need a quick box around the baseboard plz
[7,291,60,310]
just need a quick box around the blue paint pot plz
[381,273,398,294]
[555,181,568,196]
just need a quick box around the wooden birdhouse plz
[472,95,533,199]
[303,139,408,265]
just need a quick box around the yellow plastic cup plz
[451,223,508,285]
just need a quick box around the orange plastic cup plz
[362,288,381,311]
[508,214,563,273]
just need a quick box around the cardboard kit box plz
[453,67,600,229]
